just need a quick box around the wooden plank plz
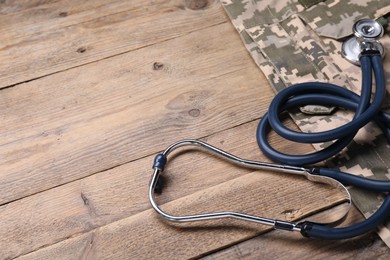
[0,22,271,205]
[1,120,318,259]
[11,138,347,259]
[1,0,154,35]
[1,0,218,41]
[202,206,390,259]
[0,0,61,14]
[0,0,226,88]
[4,1,387,259]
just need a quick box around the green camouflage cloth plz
[221,0,390,245]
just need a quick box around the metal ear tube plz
[149,139,351,233]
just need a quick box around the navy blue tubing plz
[256,53,390,239]
[298,167,390,239]
[300,195,390,239]
[318,168,390,192]
[256,53,389,166]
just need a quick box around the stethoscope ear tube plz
[149,140,352,234]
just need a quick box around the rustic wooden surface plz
[1,0,389,259]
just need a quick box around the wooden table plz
[1,0,389,259]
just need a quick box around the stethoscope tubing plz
[300,195,390,239]
[256,53,388,166]
[257,51,390,239]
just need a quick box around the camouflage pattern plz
[221,0,390,246]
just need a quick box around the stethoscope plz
[149,19,390,240]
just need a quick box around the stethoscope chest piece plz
[342,19,385,65]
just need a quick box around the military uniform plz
[221,0,390,245]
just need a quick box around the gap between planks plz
[0,0,226,89]
[2,20,228,91]
[0,112,258,208]
[0,21,269,205]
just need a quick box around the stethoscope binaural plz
[149,19,390,240]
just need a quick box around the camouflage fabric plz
[221,0,390,246]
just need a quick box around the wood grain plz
[0,22,270,205]
[0,0,225,88]
[2,120,318,259]
[3,0,388,259]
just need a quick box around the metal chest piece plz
[342,19,385,65]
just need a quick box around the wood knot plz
[153,62,164,70]
[59,12,68,17]
[185,0,210,10]
[81,192,89,205]
[77,47,87,53]
[188,108,200,117]
[280,209,301,221]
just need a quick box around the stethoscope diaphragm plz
[342,19,385,65]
